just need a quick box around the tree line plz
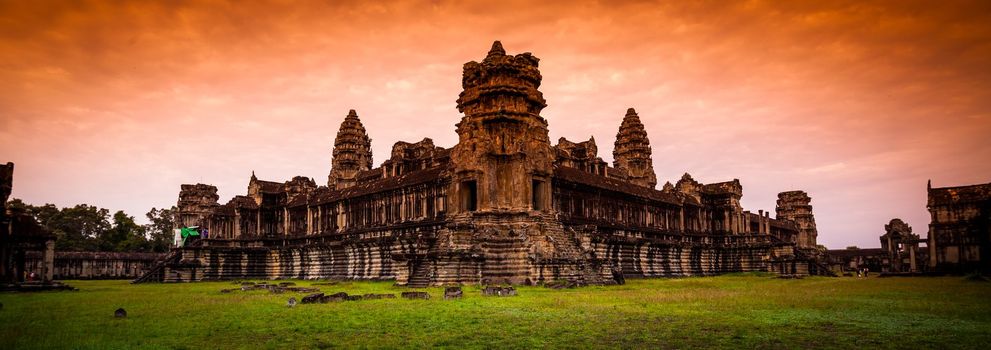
[7,198,176,253]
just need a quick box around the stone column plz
[316,206,323,234]
[283,208,290,236]
[757,209,764,233]
[909,244,917,272]
[234,210,242,238]
[42,239,54,282]
[721,209,728,233]
[306,206,313,235]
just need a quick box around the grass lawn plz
[1,274,990,349]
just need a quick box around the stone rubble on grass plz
[545,280,578,289]
[301,293,324,304]
[444,286,463,300]
[291,291,398,305]
[287,297,297,308]
[401,291,430,300]
[321,292,349,302]
[114,308,127,318]
[229,284,318,294]
[482,286,516,296]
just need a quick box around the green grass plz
[2,276,990,349]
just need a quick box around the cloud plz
[1,0,989,249]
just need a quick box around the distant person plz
[864,268,869,277]
[28,271,36,281]
[857,269,862,278]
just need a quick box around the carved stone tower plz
[880,218,922,272]
[328,109,373,190]
[776,190,818,248]
[613,108,657,188]
[450,41,553,213]
[176,184,220,229]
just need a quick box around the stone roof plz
[554,166,685,205]
[26,251,165,260]
[312,167,446,205]
[254,179,283,193]
[5,210,54,241]
[226,195,259,209]
[701,180,743,196]
[826,248,885,259]
[928,181,991,205]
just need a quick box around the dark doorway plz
[461,180,477,212]
[532,179,545,211]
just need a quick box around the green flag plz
[180,227,200,246]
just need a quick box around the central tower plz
[450,41,554,213]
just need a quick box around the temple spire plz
[487,40,505,58]
[328,109,373,189]
[613,107,657,188]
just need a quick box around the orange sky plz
[1,0,989,248]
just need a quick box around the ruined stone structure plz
[880,218,928,273]
[928,180,991,273]
[141,42,821,285]
[1,162,56,284]
[826,219,931,275]
[775,191,818,249]
[25,251,164,280]
[825,247,885,275]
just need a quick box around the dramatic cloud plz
[1,0,989,248]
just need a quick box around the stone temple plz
[138,42,824,285]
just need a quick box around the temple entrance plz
[460,180,477,212]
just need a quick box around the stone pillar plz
[283,208,290,236]
[928,222,938,270]
[306,206,313,235]
[42,239,54,282]
[757,210,764,234]
[743,212,750,234]
[909,244,917,272]
[316,206,323,234]
[234,210,242,238]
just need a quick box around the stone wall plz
[25,251,163,280]
[927,181,990,273]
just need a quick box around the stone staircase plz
[481,234,531,285]
[132,248,182,283]
[543,222,585,260]
[406,260,433,288]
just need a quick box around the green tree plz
[49,204,111,251]
[10,199,177,253]
[102,211,147,252]
[145,206,177,252]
